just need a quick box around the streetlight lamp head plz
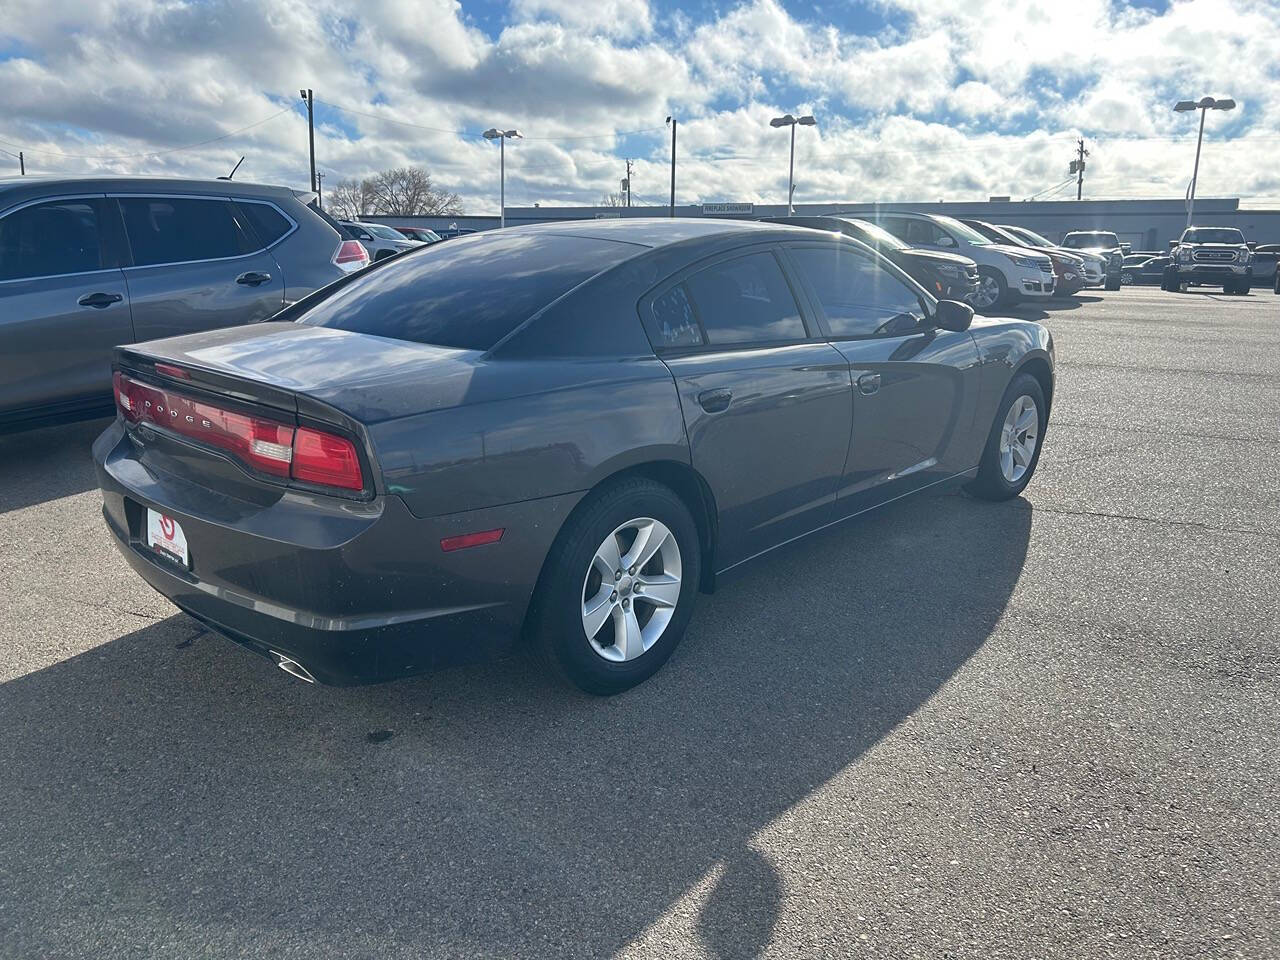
[483,128,502,140]
[1174,101,1197,112]
[505,129,522,138]
[1198,96,1217,109]
[770,115,795,127]
[299,88,308,100]
[798,115,817,126]
[1213,98,1236,111]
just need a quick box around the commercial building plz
[393,197,1280,250]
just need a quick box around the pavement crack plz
[1032,504,1276,539]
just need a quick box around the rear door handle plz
[236,271,272,286]
[697,388,733,413]
[857,372,881,396]
[77,292,123,309]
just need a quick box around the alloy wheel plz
[581,518,682,663]
[999,395,1039,484]
[971,274,1001,309]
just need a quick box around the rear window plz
[299,232,637,351]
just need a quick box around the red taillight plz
[333,239,370,273]
[291,426,364,490]
[154,362,190,379]
[440,528,505,552]
[113,372,364,493]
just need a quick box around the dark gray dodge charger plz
[94,219,1054,694]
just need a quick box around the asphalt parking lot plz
[0,286,1276,959]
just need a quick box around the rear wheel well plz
[1019,357,1054,416]
[613,461,718,593]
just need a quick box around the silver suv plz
[0,176,367,431]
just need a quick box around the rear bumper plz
[93,419,581,684]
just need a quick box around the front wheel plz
[1104,273,1122,291]
[968,268,1008,311]
[1120,271,1135,285]
[529,478,702,695]
[965,373,1047,501]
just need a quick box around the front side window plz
[683,251,806,346]
[789,244,926,338]
[118,197,256,267]
[0,199,105,281]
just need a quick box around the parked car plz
[435,225,480,241]
[960,219,1086,298]
[94,219,1054,695]
[1061,231,1124,290]
[339,220,422,260]
[1000,225,1106,288]
[0,175,364,432]
[1162,226,1252,294]
[1244,242,1277,288]
[1120,256,1172,285]
[874,211,1056,309]
[762,215,980,301]
[395,226,443,243]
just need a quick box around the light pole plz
[1174,96,1235,230]
[483,128,522,228]
[299,88,315,194]
[769,113,816,215]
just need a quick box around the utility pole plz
[1070,138,1088,200]
[624,158,634,207]
[667,117,676,218]
[299,88,316,193]
[18,151,24,175]
[316,171,325,211]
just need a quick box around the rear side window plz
[236,201,292,247]
[648,284,703,348]
[299,232,636,351]
[789,245,926,338]
[118,197,256,267]
[0,199,105,281]
[682,251,805,346]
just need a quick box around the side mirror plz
[934,299,974,331]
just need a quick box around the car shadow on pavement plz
[0,491,1032,959]
[0,417,110,515]
[1002,294,1101,322]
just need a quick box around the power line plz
[0,106,293,161]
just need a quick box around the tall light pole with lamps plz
[769,113,816,215]
[1174,96,1235,230]
[483,128,522,228]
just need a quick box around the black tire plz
[1238,281,1251,295]
[965,373,1047,502]
[1274,271,1279,294]
[1104,273,1122,291]
[1160,267,1177,292]
[971,267,1009,310]
[528,477,702,695]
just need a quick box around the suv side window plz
[235,201,292,247]
[904,219,946,246]
[682,251,806,347]
[788,244,927,338]
[118,197,256,267]
[0,198,107,281]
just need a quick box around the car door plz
[0,195,135,421]
[643,247,854,571]
[115,194,284,343]
[782,241,983,512]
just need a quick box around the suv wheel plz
[1104,272,1122,291]
[1120,271,1135,285]
[530,478,702,695]
[969,268,1007,310]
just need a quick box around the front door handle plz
[77,291,123,309]
[236,271,272,286]
[857,372,881,396]
[697,388,733,413]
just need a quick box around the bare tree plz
[327,178,375,220]
[365,167,464,216]
[598,192,625,207]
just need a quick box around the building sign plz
[594,212,622,219]
[701,202,754,216]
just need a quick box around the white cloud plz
[0,0,1277,210]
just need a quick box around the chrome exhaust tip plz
[270,651,317,684]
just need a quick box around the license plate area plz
[146,508,190,568]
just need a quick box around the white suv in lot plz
[875,212,1055,309]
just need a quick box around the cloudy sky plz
[2,0,1279,213]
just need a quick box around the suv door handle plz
[697,388,733,413]
[857,372,881,396]
[77,292,123,309]
[236,271,272,286]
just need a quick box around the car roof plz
[503,217,820,250]
[0,174,306,212]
